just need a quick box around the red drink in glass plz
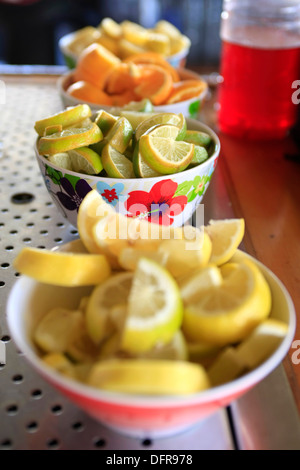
[218,25,300,140]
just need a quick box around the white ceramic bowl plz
[58,68,208,118]
[59,30,190,70]
[34,119,220,228]
[7,249,296,438]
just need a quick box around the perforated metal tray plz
[0,75,299,450]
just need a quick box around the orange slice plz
[74,43,121,90]
[104,63,142,95]
[67,80,113,106]
[134,64,173,106]
[111,90,140,106]
[124,51,180,82]
[166,80,208,104]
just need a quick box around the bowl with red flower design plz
[34,118,220,228]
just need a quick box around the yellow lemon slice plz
[235,318,289,369]
[120,258,183,354]
[205,218,245,266]
[38,123,103,156]
[85,272,133,345]
[13,246,111,286]
[139,134,194,174]
[157,230,212,279]
[179,264,223,304]
[77,190,116,261]
[34,104,92,137]
[34,307,83,353]
[87,358,210,395]
[207,319,288,387]
[140,331,189,361]
[182,258,272,346]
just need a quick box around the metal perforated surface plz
[0,77,235,450]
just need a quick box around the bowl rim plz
[34,117,220,183]
[6,250,296,409]
[57,68,209,113]
[58,30,191,63]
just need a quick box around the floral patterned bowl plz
[34,119,220,229]
[7,249,296,438]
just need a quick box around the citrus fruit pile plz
[13,191,288,395]
[35,104,215,178]
[65,45,207,107]
[67,18,191,61]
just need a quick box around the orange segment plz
[74,43,121,90]
[166,79,208,104]
[110,90,140,107]
[134,64,173,106]
[124,51,180,82]
[67,81,113,106]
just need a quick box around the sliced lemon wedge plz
[87,359,210,395]
[182,259,272,346]
[120,258,183,354]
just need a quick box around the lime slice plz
[48,152,73,170]
[205,219,245,266]
[139,134,194,174]
[34,307,83,353]
[13,246,111,286]
[34,104,92,137]
[135,112,186,141]
[119,111,156,130]
[77,189,116,258]
[182,258,272,346]
[95,110,118,136]
[85,272,133,344]
[38,123,103,156]
[120,257,183,354]
[101,143,135,178]
[68,146,103,175]
[140,330,189,361]
[105,116,133,153]
[87,358,210,395]
[190,145,209,166]
[44,124,63,136]
[132,141,163,178]
[184,130,212,149]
